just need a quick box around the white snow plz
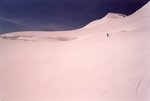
[0,2,150,101]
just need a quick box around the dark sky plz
[0,0,149,34]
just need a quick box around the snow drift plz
[0,2,150,101]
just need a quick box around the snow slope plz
[0,2,150,101]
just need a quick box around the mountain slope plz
[0,2,150,101]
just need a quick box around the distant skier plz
[107,33,109,37]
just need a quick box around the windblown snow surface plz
[0,2,150,101]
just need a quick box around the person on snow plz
[107,33,109,37]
